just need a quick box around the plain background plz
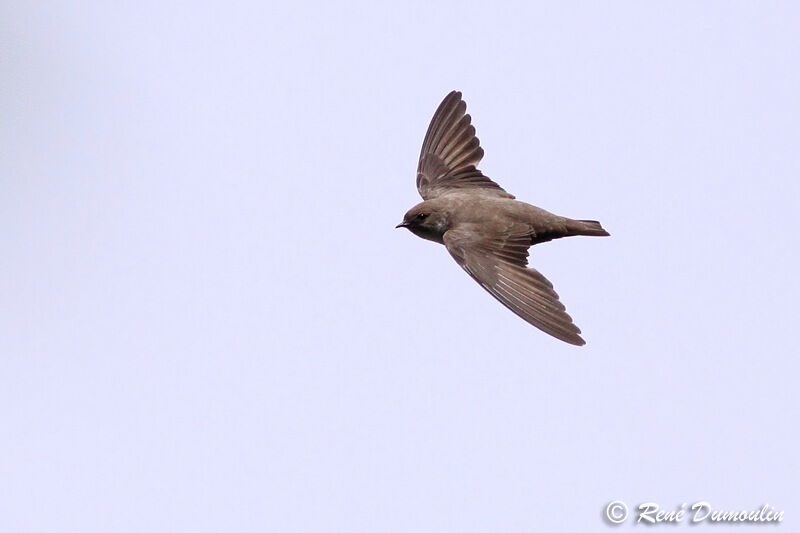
[2,2,798,532]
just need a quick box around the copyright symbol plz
[606,500,628,524]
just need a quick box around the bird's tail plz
[566,219,610,237]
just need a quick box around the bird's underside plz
[401,91,609,346]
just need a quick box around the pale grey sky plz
[1,2,798,532]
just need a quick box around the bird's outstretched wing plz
[416,91,513,200]
[443,225,585,345]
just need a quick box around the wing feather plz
[416,91,513,200]
[444,227,585,346]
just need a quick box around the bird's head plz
[396,201,449,243]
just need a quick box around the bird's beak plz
[395,221,409,229]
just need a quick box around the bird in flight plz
[396,91,609,346]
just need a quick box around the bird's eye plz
[416,213,427,220]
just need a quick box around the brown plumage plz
[397,91,609,346]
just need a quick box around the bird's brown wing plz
[416,91,513,200]
[443,225,585,345]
